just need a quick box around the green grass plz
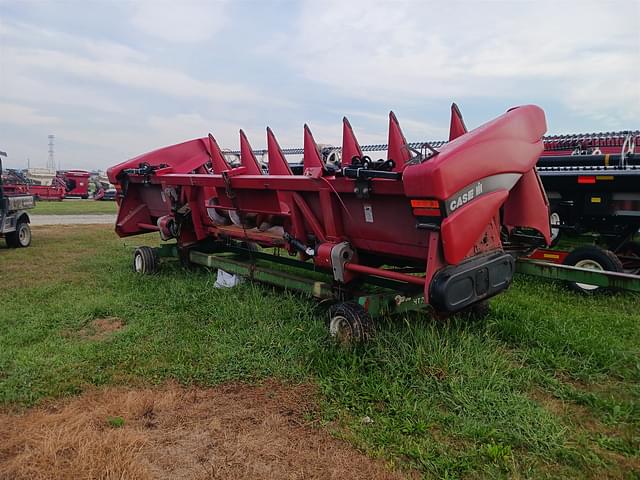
[0,225,638,478]
[31,199,117,215]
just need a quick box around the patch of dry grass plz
[70,317,125,341]
[0,381,408,480]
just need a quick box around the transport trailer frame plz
[134,240,639,346]
[146,241,434,344]
[516,257,640,293]
[153,241,640,297]
[522,244,640,293]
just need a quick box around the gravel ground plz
[29,214,116,226]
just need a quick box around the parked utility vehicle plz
[0,151,34,248]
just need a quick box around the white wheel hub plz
[574,258,603,291]
[134,254,143,272]
[549,212,561,240]
[329,315,352,343]
[18,225,30,245]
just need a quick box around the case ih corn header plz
[109,104,638,342]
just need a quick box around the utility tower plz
[47,134,55,170]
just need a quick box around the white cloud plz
[0,102,60,126]
[0,19,146,61]
[290,0,640,121]
[0,14,289,121]
[4,46,261,105]
[130,0,229,43]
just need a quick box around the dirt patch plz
[529,389,640,475]
[529,388,598,429]
[75,317,124,341]
[0,381,409,480]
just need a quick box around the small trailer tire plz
[562,245,623,294]
[5,220,31,248]
[133,246,159,274]
[327,301,374,346]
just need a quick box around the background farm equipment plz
[0,151,33,248]
[536,131,639,247]
[0,168,108,201]
[89,176,117,201]
[109,104,553,341]
[529,131,640,292]
[59,170,91,199]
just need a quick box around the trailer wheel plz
[617,241,640,275]
[562,245,623,294]
[327,301,374,346]
[6,220,31,248]
[133,246,159,274]
[549,210,562,247]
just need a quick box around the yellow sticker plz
[595,175,614,180]
[591,197,602,203]
[543,253,560,259]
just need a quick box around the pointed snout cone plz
[239,130,263,175]
[303,124,324,171]
[341,117,363,167]
[207,134,232,173]
[266,127,292,175]
[449,103,468,141]
[387,111,411,172]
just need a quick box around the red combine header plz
[109,104,551,323]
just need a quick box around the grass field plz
[31,199,117,215]
[0,225,638,478]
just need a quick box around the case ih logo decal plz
[445,173,522,215]
[449,183,483,212]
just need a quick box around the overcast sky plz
[1,0,638,171]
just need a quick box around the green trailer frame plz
[155,243,640,321]
[515,259,640,292]
[157,243,431,319]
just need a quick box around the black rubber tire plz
[549,209,562,247]
[326,301,374,346]
[562,245,623,294]
[5,220,31,248]
[617,241,640,275]
[133,246,159,274]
